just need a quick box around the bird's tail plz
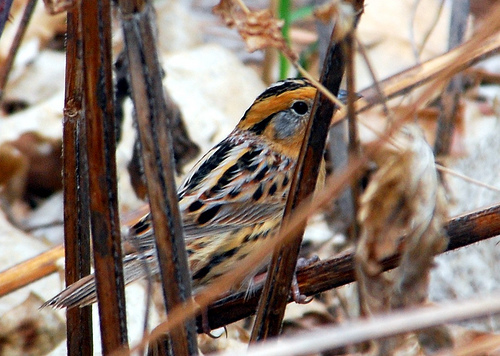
[42,253,158,309]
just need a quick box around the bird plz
[44,78,347,309]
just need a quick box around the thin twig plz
[354,35,393,124]
[345,30,361,242]
[410,0,446,61]
[23,220,64,233]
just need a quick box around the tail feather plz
[42,253,158,309]
[41,274,98,309]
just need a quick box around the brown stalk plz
[0,0,37,102]
[117,0,197,355]
[250,0,364,341]
[434,0,469,156]
[62,5,93,354]
[80,0,128,353]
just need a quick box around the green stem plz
[278,0,291,79]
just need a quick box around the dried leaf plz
[212,0,239,26]
[356,123,450,352]
[357,124,447,277]
[213,0,297,61]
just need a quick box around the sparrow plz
[44,78,347,309]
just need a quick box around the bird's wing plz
[177,131,294,241]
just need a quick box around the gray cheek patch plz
[273,111,301,139]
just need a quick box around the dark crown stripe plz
[255,79,310,102]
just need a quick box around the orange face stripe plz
[237,87,317,131]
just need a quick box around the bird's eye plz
[291,101,309,115]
